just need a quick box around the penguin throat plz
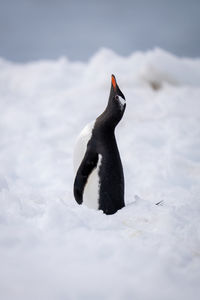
[96,108,122,131]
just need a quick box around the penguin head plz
[107,74,126,124]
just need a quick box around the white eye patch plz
[115,95,126,110]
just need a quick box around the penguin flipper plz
[73,150,98,205]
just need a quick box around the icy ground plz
[0,48,200,300]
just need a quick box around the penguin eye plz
[115,94,126,110]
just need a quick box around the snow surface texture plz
[0,48,200,300]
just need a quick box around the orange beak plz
[111,74,117,90]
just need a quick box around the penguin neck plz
[96,106,120,133]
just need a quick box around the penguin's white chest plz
[82,154,102,209]
[73,122,102,209]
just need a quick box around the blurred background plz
[0,0,199,62]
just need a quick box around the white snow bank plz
[0,48,200,300]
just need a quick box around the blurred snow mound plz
[1,48,200,93]
[139,48,200,88]
[87,47,200,89]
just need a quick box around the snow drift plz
[0,48,200,300]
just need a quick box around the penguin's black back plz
[90,115,125,214]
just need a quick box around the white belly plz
[83,154,102,209]
[73,121,102,210]
[73,121,95,174]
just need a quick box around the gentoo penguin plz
[73,75,126,215]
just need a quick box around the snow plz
[0,48,200,300]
